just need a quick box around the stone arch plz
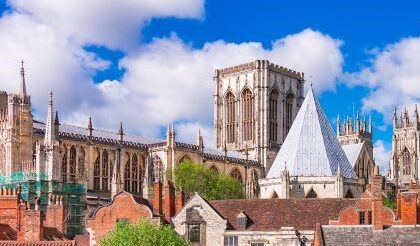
[225,91,236,144]
[230,168,243,184]
[401,147,411,176]
[242,88,254,141]
[209,165,219,174]
[306,188,318,198]
[178,154,192,164]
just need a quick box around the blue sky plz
[1,0,420,171]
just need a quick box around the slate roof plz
[266,87,357,179]
[320,225,420,246]
[208,198,357,231]
[342,143,364,168]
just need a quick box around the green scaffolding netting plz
[0,171,86,237]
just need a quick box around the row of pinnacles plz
[393,105,420,129]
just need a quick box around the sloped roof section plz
[342,143,364,168]
[266,87,357,179]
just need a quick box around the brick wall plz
[400,192,418,225]
[44,194,66,233]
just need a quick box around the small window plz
[368,211,372,225]
[359,211,365,225]
[251,243,265,246]
[188,224,201,243]
[238,217,247,226]
[116,218,130,227]
[224,236,238,246]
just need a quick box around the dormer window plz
[238,217,247,226]
[236,210,248,230]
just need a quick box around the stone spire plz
[415,104,419,124]
[88,116,93,141]
[118,122,124,142]
[196,128,204,152]
[19,60,27,98]
[44,91,55,144]
[336,114,340,136]
[369,115,373,135]
[393,107,398,128]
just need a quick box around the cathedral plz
[388,107,420,187]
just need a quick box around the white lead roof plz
[266,87,357,179]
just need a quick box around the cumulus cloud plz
[10,0,204,50]
[373,140,391,174]
[344,37,420,118]
[83,29,344,140]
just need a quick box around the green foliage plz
[383,196,397,209]
[172,161,245,200]
[100,219,189,246]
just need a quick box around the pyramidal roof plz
[266,86,357,179]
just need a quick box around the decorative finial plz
[54,111,60,126]
[118,122,124,142]
[19,60,27,97]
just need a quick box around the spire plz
[369,115,373,135]
[196,128,204,152]
[118,122,124,142]
[415,104,419,122]
[356,111,360,132]
[44,91,55,144]
[54,111,59,126]
[19,60,27,97]
[88,116,93,141]
[244,144,249,160]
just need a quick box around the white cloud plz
[84,29,344,140]
[373,140,391,174]
[10,0,204,50]
[344,37,420,118]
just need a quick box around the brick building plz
[86,181,183,245]
[314,167,420,245]
[0,187,75,245]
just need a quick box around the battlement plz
[215,60,304,79]
[337,114,372,137]
[48,193,65,206]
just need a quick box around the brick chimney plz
[400,192,418,225]
[18,197,43,241]
[371,166,384,230]
[396,191,402,219]
[45,194,66,233]
[175,191,184,214]
[152,182,162,215]
[164,181,175,222]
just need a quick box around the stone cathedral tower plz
[214,60,305,173]
[0,62,33,176]
[389,107,420,187]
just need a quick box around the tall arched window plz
[102,150,109,191]
[269,90,279,142]
[285,94,294,135]
[242,89,254,141]
[230,168,243,184]
[402,148,411,175]
[69,146,76,182]
[225,92,236,143]
[250,170,259,199]
[152,155,163,182]
[131,154,139,193]
[78,147,85,179]
[124,156,131,192]
[61,148,68,183]
[179,155,191,164]
[93,150,100,190]
[209,165,219,174]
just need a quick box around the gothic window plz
[285,94,294,135]
[69,146,76,182]
[306,188,318,198]
[187,224,201,243]
[269,90,279,142]
[225,92,236,143]
[131,154,139,193]
[230,168,243,184]
[124,156,131,192]
[242,88,254,141]
[209,165,219,174]
[250,170,259,198]
[102,150,109,191]
[179,155,191,164]
[78,147,85,178]
[402,148,411,175]
[152,155,163,182]
[345,189,354,198]
[93,151,100,190]
[359,211,365,224]
[61,148,67,183]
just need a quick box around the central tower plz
[214,60,305,172]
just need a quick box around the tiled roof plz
[208,198,357,231]
[320,225,420,245]
[0,242,75,246]
[267,87,357,179]
[342,143,364,168]
[0,224,72,245]
[0,225,15,240]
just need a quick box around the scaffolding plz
[0,171,86,237]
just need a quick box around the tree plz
[100,219,189,246]
[171,161,245,200]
